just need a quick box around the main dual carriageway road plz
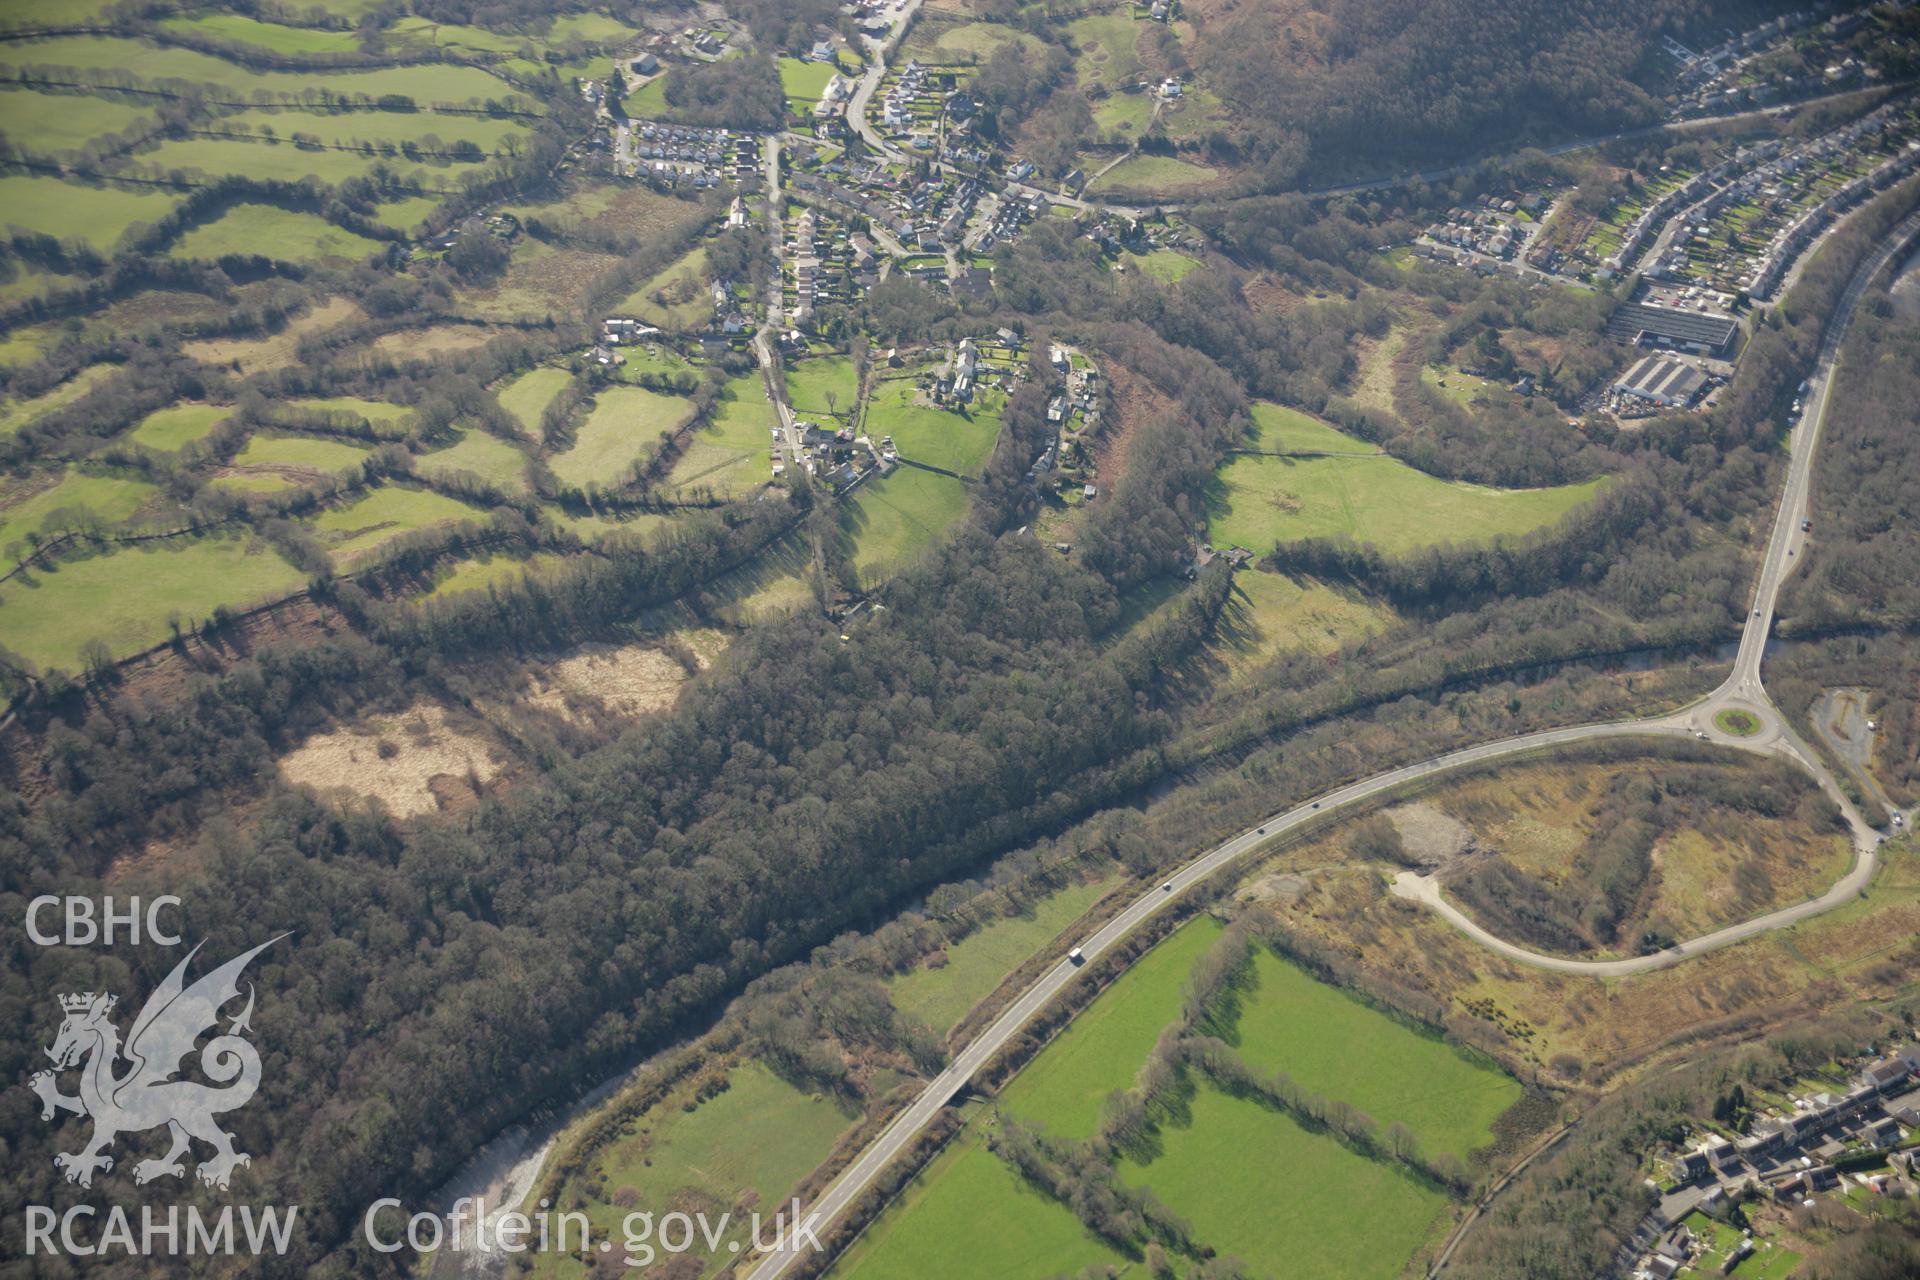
[744,207,1920,1280]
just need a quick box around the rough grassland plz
[496,366,571,435]
[831,1128,1132,1280]
[1231,949,1521,1161]
[864,379,1001,477]
[0,87,150,154]
[1202,568,1395,680]
[1206,420,1604,557]
[126,403,230,452]
[616,243,710,330]
[181,297,362,375]
[997,915,1223,1140]
[0,174,177,251]
[0,536,304,669]
[531,1060,856,1279]
[1119,1084,1450,1279]
[549,385,692,489]
[170,204,383,264]
[308,486,489,568]
[889,874,1121,1035]
[843,466,968,583]
[664,375,774,498]
[0,469,160,553]
[419,430,530,492]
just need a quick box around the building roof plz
[1606,301,1739,350]
[1615,355,1708,403]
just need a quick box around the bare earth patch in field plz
[279,701,501,818]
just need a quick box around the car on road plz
[1801,519,1812,532]
[1067,946,1085,965]
[1162,881,1173,892]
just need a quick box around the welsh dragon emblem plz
[30,936,283,1192]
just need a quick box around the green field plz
[0,364,120,436]
[0,87,150,155]
[1064,13,1145,91]
[0,535,304,670]
[368,194,443,233]
[548,385,692,489]
[140,135,485,188]
[664,375,774,498]
[307,486,489,568]
[1716,708,1762,737]
[1245,401,1380,455]
[889,874,1120,1035]
[0,174,177,251]
[1119,1083,1450,1279]
[1206,419,1604,557]
[216,105,529,153]
[617,244,710,330]
[0,469,160,555]
[125,403,230,453]
[1231,950,1521,1161]
[998,915,1223,1141]
[158,13,361,55]
[533,1060,856,1279]
[913,20,1044,62]
[171,204,384,264]
[831,1129,1134,1280]
[207,472,300,496]
[785,355,859,418]
[426,551,561,600]
[778,57,839,113]
[1092,91,1155,136]
[231,432,372,473]
[0,0,117,29]
[0,38,523,107]
[844,466,969,583]
[277,396,413,435]
[864,378,1001,477]
[1121,248,1199,282]
[496,366,571,435]
[546,506,675,545]
[419,429,530,492]
[1089,153,1220,195]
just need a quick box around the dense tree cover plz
[729,0,845,54]
[1188,0,1759,188]
[0,517,1232,1270]
[656,53,786,130]
[1779,272,1920,633]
